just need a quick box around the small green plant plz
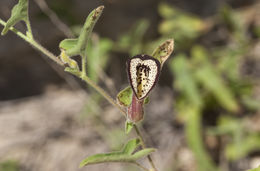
[0,1,174,170]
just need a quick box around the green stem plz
[25,19,33,39]
[81,74,126,115]
[134,125,157,171]
[0,18,158,171]
[81,53,87,78]
[0,19,64,66]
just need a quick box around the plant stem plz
[81,53,87,78]
[0,19,64,66]
[0,18,158,170]
[134,125,158,171]
[25,20,34,39]
[81,74,126,115]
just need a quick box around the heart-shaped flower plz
[127,54,161,100]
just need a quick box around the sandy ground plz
[0,87,194,171]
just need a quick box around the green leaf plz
[116,19,149,55]
[122,138,140,154]
[185,107,218,171]
[79,138,155,168]
[131,148,156,160]
[1,0,28,35]
[86,37,113,82]
[117,86,149,107]
[152,39,174,67]
[191,46,239,112]
[170,54,202,108]
[125,121,134,134]
[117,86,133,107]
[195,65,238,112]
[225,134,260,160]
[59,38,78,51]
[62,6,104,57]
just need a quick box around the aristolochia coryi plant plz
[0,1,174,170]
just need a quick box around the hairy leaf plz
[59,6,104,57]
[152,39,174,67]
[79,138,155,168]
[1,0,28,35]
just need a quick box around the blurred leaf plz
[170,54,202,108]
[125,121,134,134]
[185,107,218,171]
[158,3,205,49]
[219,5,246,42]
[248,166,260,171]
[219,5,242,33]
[191,45,209,65]
[62,6,104,57]
[225,133,260,160]
[253,26,260,38]
[79,138,155,168]
[191,46,239,112]
[208,116,242,135]
[116,19,149,55]
[0,160,19,171]
[195,65,238,112]
[214,47,244,81]
[86,36,113,82]
[158,3,176,19]
[1,0,28,35]
[241,95,260,111]
[152,39,174,66]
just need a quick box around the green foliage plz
[59,6,104,57]
[79,138,155,168]
[115,19,150,56]
[158,3,205,49]
[86,37,113,82]
[0,160,19,171]
[152,39,174,66]
[1,0,28,35]
[125,121,134,134]
[160,2,258,170]
[185,107,218,171]
[192,46,238,112]
[117,86,133,107]
[170,54,202,108]
[209,116,260,161]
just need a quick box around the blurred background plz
[0,0,260,171]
